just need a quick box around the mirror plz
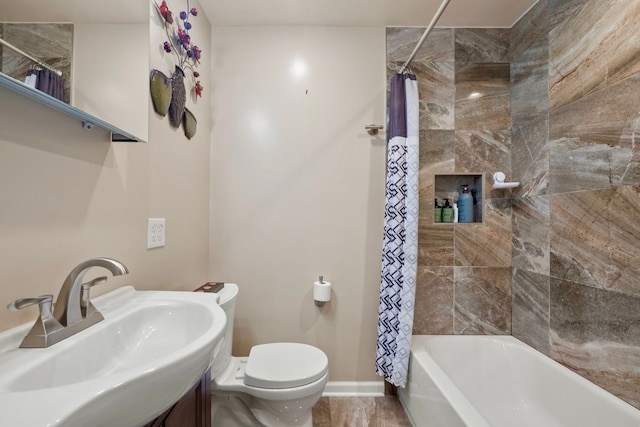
[0,0,149,142]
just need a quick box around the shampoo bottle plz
[471,189,479,222]
[434,199,442,223]
[458,185,474,223]
[442,199,454,223]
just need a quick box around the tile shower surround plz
[388,26,513,339]
[388,0,640,409]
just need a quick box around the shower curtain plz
[28,68,65,102]
[375,72,419,388]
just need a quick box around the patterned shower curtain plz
[375,72,419,388]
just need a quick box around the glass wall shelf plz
[0,73,143,143]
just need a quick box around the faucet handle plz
[81,276,108,290]
[8,295,64,348]
[8,295,54,316]
[80,276,107,318]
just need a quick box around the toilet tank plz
[210,283,238,379]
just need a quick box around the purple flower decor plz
[156,0,203,97]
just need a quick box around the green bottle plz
[442,199,454,223]
[434,199,442,223]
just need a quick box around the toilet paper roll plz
[314,280,331,302]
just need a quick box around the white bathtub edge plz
[404,335,640,427]
[400,336,492,427]
[322,381,385,397]
[398,392,418,427]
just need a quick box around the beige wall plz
[0,0,211,331]
[209,26,387,381]
[74,24,149,141]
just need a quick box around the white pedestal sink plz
[0,286,226,427]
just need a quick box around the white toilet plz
[209,283,328,427]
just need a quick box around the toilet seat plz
[245,343,328,389]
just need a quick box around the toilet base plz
[211,393,314,427]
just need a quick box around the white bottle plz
[453,203,459,223]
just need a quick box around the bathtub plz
[398,335,640,427]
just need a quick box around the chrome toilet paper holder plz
[314,275,329,307]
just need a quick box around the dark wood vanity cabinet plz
[143,370,211,427]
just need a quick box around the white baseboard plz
[322,381,385,397]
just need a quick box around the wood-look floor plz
[312,396,412,427]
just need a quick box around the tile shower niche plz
[434,174,483,223]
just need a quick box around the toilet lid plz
[244,343,328,389]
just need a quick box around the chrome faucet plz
[53,258,128,327]
[7,257,129,348]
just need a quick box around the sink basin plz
[0,286,226,426]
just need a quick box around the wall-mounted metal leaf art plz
[150,69,172,116]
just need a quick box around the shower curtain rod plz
[399,0,451,74]
[0,36,63,77]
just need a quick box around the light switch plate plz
[147,218,165,249]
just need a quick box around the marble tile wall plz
[387,27,513,336]
[511,0,640,409]
[510,0,551,356]
[390,0,640,409]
